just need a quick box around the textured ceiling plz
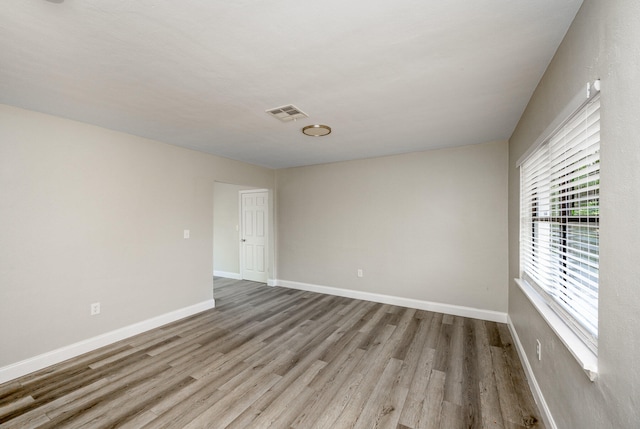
[0,0,583,168]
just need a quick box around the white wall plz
[276,140,508,314]
[0,104,274,368]
[508,0,640,427]
[213,182,255,277]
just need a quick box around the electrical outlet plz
[91,302,101,316]
[357,269,363,278]
[536,339,542,361]
[183,229,190,239]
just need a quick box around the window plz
[520,92,600,354]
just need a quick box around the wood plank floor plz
[0,279,544,429]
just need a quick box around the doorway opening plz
[213,182,274,296]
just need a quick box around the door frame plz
[238,189,271,284]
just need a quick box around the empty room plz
[1,0,639,428]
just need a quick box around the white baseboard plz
[507,315,557,429]
[274,279,507,323]
[213,270,242,280]
[267,279,277,287]
[0,299,215,384]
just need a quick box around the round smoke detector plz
[302,124,331,137]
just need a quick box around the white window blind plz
[520,93,600,354]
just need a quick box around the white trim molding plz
[213,270,242,280]
[0,299,215,384]
[274,279,507,323]
[508,315,558,429]
[515,278,597,380]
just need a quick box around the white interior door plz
[240,190,268,283]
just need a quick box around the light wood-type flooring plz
[0,278,544,428]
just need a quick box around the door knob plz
[241,239,246,242]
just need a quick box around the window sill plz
[514,278,598,381]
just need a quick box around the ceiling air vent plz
[265,104,308,122]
